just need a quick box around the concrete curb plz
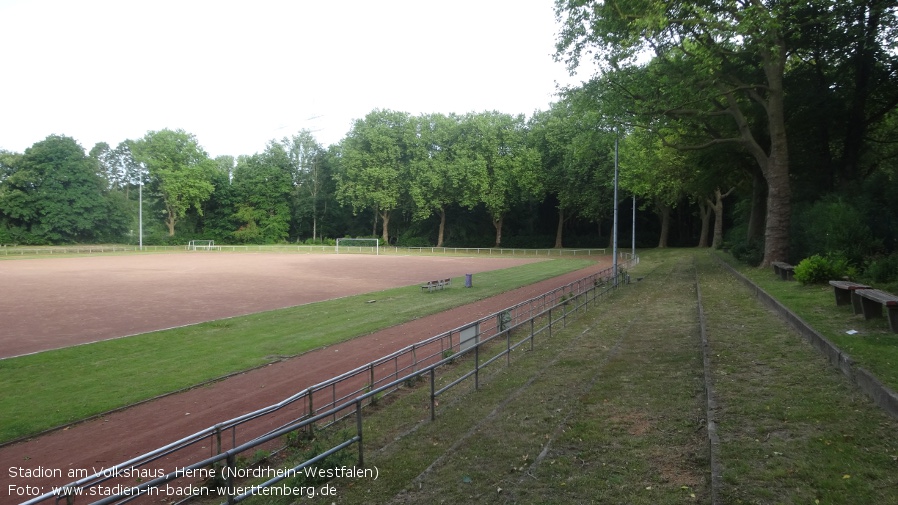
[694,260,722,505]
[713,255,898,421]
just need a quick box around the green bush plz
[794,254,856,284]
[864,253,898,283]
[396,235,431,247]
[302,237,336,246]
[729,238,764,267]
[791,196,879,266]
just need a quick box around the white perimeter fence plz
[20,256,638,505]
[0,244,609,257]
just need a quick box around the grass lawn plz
[715,251,898,393]
[0,257,593,443]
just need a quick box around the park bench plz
[771,261,795,281]
[855,288,898,333]
[421,278,451,293]
[828,280,871,315]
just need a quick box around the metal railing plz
[21,257,637,505]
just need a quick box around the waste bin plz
[465,273,473,288]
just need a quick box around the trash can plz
[465,273,473,288]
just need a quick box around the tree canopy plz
[131,129,216,237]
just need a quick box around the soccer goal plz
[187,240,216,251]
[335,238,379,255]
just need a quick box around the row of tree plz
[0,110,617,249]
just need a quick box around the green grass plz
[701,252,898,504]
[244,249,898,505]
[0,258,593,443]
[261,250,709,504]
[715,251,898,392]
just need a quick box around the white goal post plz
[187,240,216,251]
[335,238,380,255]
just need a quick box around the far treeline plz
[1,1,897,277]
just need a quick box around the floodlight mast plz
[139,165,144,251]
[612,130,619,285]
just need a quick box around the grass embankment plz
[717,252,898,393]
[700,253,898,503]
[270,249,898,504]
[0,258,593,443]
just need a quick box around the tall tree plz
[132,129,216,237]
[284,130,325,241]
[530,96,615,248]
[335,109,414,245]
[231,143,293,243]
[556,0,798,265]
[460,111,543,247]
[0,135,126,243]
[407,113,467,247]
[619,129,690,248]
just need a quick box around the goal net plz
[187,240,216,251]
[335,238,379,255]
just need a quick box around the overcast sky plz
[0,0,589,159]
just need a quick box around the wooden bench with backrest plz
[421,278,451,293]
[828,280,871,315]
[771,261,795,281]
[856,288,898,333]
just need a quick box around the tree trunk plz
[840,1,882,185]
[711,187,734,249]
[311,197,318,242]
[165,207,176,236]
[721,40,790,266]
[436,206,446,247]
[760,46,792,266]
[380,209,391,245]
[492,214,504,248]
[762,156,791,265]
[747,168,767,243]
[697,199,712,248]
[657,202,671,248]
[554,207,565,248]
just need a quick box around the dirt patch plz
[0,252,540,358]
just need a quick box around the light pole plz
[632,194,636,258]
[138,166,144,251]
[612,130,619,285]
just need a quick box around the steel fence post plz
[356,399,364,467]
[430,368,436,421]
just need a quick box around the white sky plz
[0,0,587,159]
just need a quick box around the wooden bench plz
[856,288,898,333]
[421,278,451,293]
[828,280,871,315]
[771,261,795,281]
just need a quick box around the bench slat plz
[858,289,898,305]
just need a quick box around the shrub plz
[302,237,336,246]
[792,196,879,266]
[794,254,856,284]
[864,253,898,284]
[396,235,431,248]
[730,238,764,267]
